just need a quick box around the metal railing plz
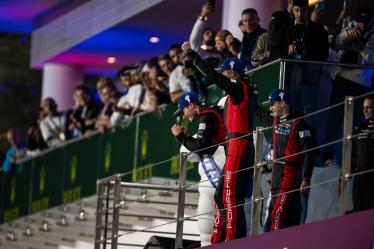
[94,89,374,249]
[94,160,199,249]
[91,58,374,249]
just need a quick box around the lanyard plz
[199,154,221,188]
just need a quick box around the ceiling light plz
[149,37,160,43]
[107,57,116,64]
[309,0,319,6]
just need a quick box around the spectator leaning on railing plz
[74,85,102,136]
[39,97,67,148]
[165,44,193,104]
[141,62,170,107]
[95,83,116,132]
[96,76,111,103]
[26,125,48,157]
[1,129,27,173]
[111,68,144,126]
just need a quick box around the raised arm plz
[182,42,243,103]
[190,3,213,51]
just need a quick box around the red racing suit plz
[189,49,257,243]
[256,110,314,231]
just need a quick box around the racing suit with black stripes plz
[256,110,314,231]
[187,49,257,243]
[352,120,374,212]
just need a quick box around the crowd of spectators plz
[0,1,373,247]
[1,0,373,192]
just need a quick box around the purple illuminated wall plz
[204,209,374,249]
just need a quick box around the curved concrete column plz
[42,63,83,111]
[222,0,285,39]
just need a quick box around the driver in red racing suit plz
[182,42,257,243]
[256,89,315,231]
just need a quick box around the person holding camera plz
[334,6,374,89]
[325,6,373,157]
[189,1,221,64]
[287,0,329,117]
[288,0,329,61]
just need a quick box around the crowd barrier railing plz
[94,88,374,249]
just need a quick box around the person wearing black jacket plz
[171,92,226,159]
[171,92,226,246]
[68,85,101,136]
[287,0,329,117]
[352,95,374,212]
[182,42,257,243]
[256,89,314,231]
[239,8,267,69]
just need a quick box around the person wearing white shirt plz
[110,69,144,126]
[158,46,193,103]
[39,98,66,148]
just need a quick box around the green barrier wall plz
[31,150,65,214]
[0,62,280,223]
[1,165,32,223]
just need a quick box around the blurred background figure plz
[1,129,27,173]
[39,97,67,148]
[26,125,48,157]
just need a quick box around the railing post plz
[278,60,286,89]
[175,152,188,249]
[340,96,354,216]
[111,175,121,249]
[250,127,264,236]
[94,181,105,249]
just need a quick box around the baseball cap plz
[263,89,291,105]
[173,92,200,116]
[215,57,245,73]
